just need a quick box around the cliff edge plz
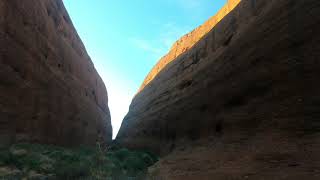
[138,0,241,92]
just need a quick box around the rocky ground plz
[148,133,320,180]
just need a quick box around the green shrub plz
[113,148,131,161]
[0,150,10,165]
[55,161,91,179]
[0,143,159,179]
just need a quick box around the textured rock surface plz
[117,0,320,178]
[138,0,241,92]
[0,0,112,146]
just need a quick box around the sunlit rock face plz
[117,0,320,178]
[0,0,112,146]
[138,0,241,93]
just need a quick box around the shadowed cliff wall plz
[0,0,112,146]
[117,0,320,158]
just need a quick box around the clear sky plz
[62,0,226,138]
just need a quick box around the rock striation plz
[0,0,112,146]
[117,0,320,178]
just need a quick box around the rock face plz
[138,0,241,93]
[0,0,112,146]
[117,0,320,179]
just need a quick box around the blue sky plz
[62,0,226,138]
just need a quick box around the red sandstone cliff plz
[138,0,241,93]
[117,0,320,179]
[0,0,112,146]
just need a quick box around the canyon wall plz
[0,0,112,146]
[117,0,320,178]
[138,0,241,92]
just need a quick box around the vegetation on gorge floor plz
[0,143,158,179]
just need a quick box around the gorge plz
[1,0,320,179]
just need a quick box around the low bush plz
[0,143,158,179]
